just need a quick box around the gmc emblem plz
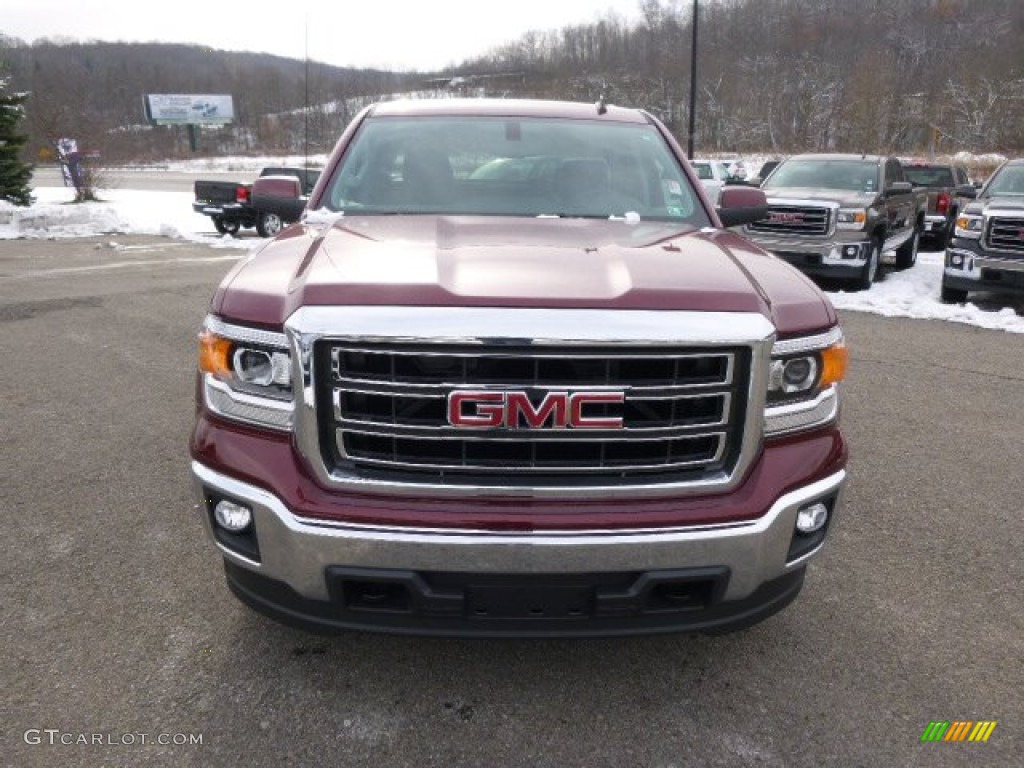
[768,211,804,223]
[447,390,625,429]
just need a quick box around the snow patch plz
[826,252,1024,334]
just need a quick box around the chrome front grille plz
[986,216,1024,253]
[749,205,831,236]
[318,343,749,480]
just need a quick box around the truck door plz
[884,158,912,237]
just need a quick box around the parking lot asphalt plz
[2,236,1021,767]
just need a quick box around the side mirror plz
[886,181,912,196]
[957,185,977,199]
[717,186,768,228]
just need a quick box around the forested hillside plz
[0,39,417,162]
[461,0,1024,154]
[2,0,1022,163]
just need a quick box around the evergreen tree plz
[0,74,33,207]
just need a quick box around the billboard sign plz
[144,94,234,125]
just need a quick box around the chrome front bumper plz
[192,461,847,605]
[742,231,872,268]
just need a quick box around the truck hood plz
[763,188,876,208]
[964,196,1024,215]
[213,215,836,335]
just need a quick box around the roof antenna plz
[304,14,310,171]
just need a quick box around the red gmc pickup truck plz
[191,99,848,637]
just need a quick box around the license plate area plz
[467,583,593,620]
[326,567,729,622]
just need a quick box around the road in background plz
[2,236,1021,767]
[32,166,252,193]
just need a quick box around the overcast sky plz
[2,0,647,71]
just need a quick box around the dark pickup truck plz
[902,161,976,247]
[942,158,1024,303]
[738,154,928,289]
[193,166,320,237]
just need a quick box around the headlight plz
[770,356,818,394]
[954,214,983,239]
[198,316,293,430]
[837,209,867,229]
[765,328,847,436]
[232,347,291,387]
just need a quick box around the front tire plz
[895,227,919,270]
[256,212,283,238]
[854,240,881,291]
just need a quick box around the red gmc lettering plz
[447,391,505,428]
[570,392,626,429]
[506,392,568,428]
[447,391,624,429]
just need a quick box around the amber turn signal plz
[819,342,848,388]
[198,330,233,378]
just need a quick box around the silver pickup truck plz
[942,158,1024,303]
[739,154,928,290]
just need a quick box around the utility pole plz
[687,0,698,160]
[304,16,310,169]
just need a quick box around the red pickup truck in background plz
[191,99,848,637]
[192,166,320,237]
[902,161,977,248]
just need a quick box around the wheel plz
[854,240,881,291]
[213,217,240,236]
[940,283,968,303]
[895,227,919,270]
[256,212,283,238]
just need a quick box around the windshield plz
[763,159,879,193]
[691,162,714,180]
[984,165,1024,197]
[322,115,708,224]
[903,166,954,187]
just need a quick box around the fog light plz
[950,253,964,268]
[214,500,252,532]
[843,245,860,259]
[796,502,828,534]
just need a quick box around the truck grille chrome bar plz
[321,343,745,478]
[986,216,1024,253]
[748,205,832,236]
[285,307,773,498]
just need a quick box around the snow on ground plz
[0,186,252,250]
[161,154,331,174]
[827,251,1023,334]
[2,171,1022,334]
